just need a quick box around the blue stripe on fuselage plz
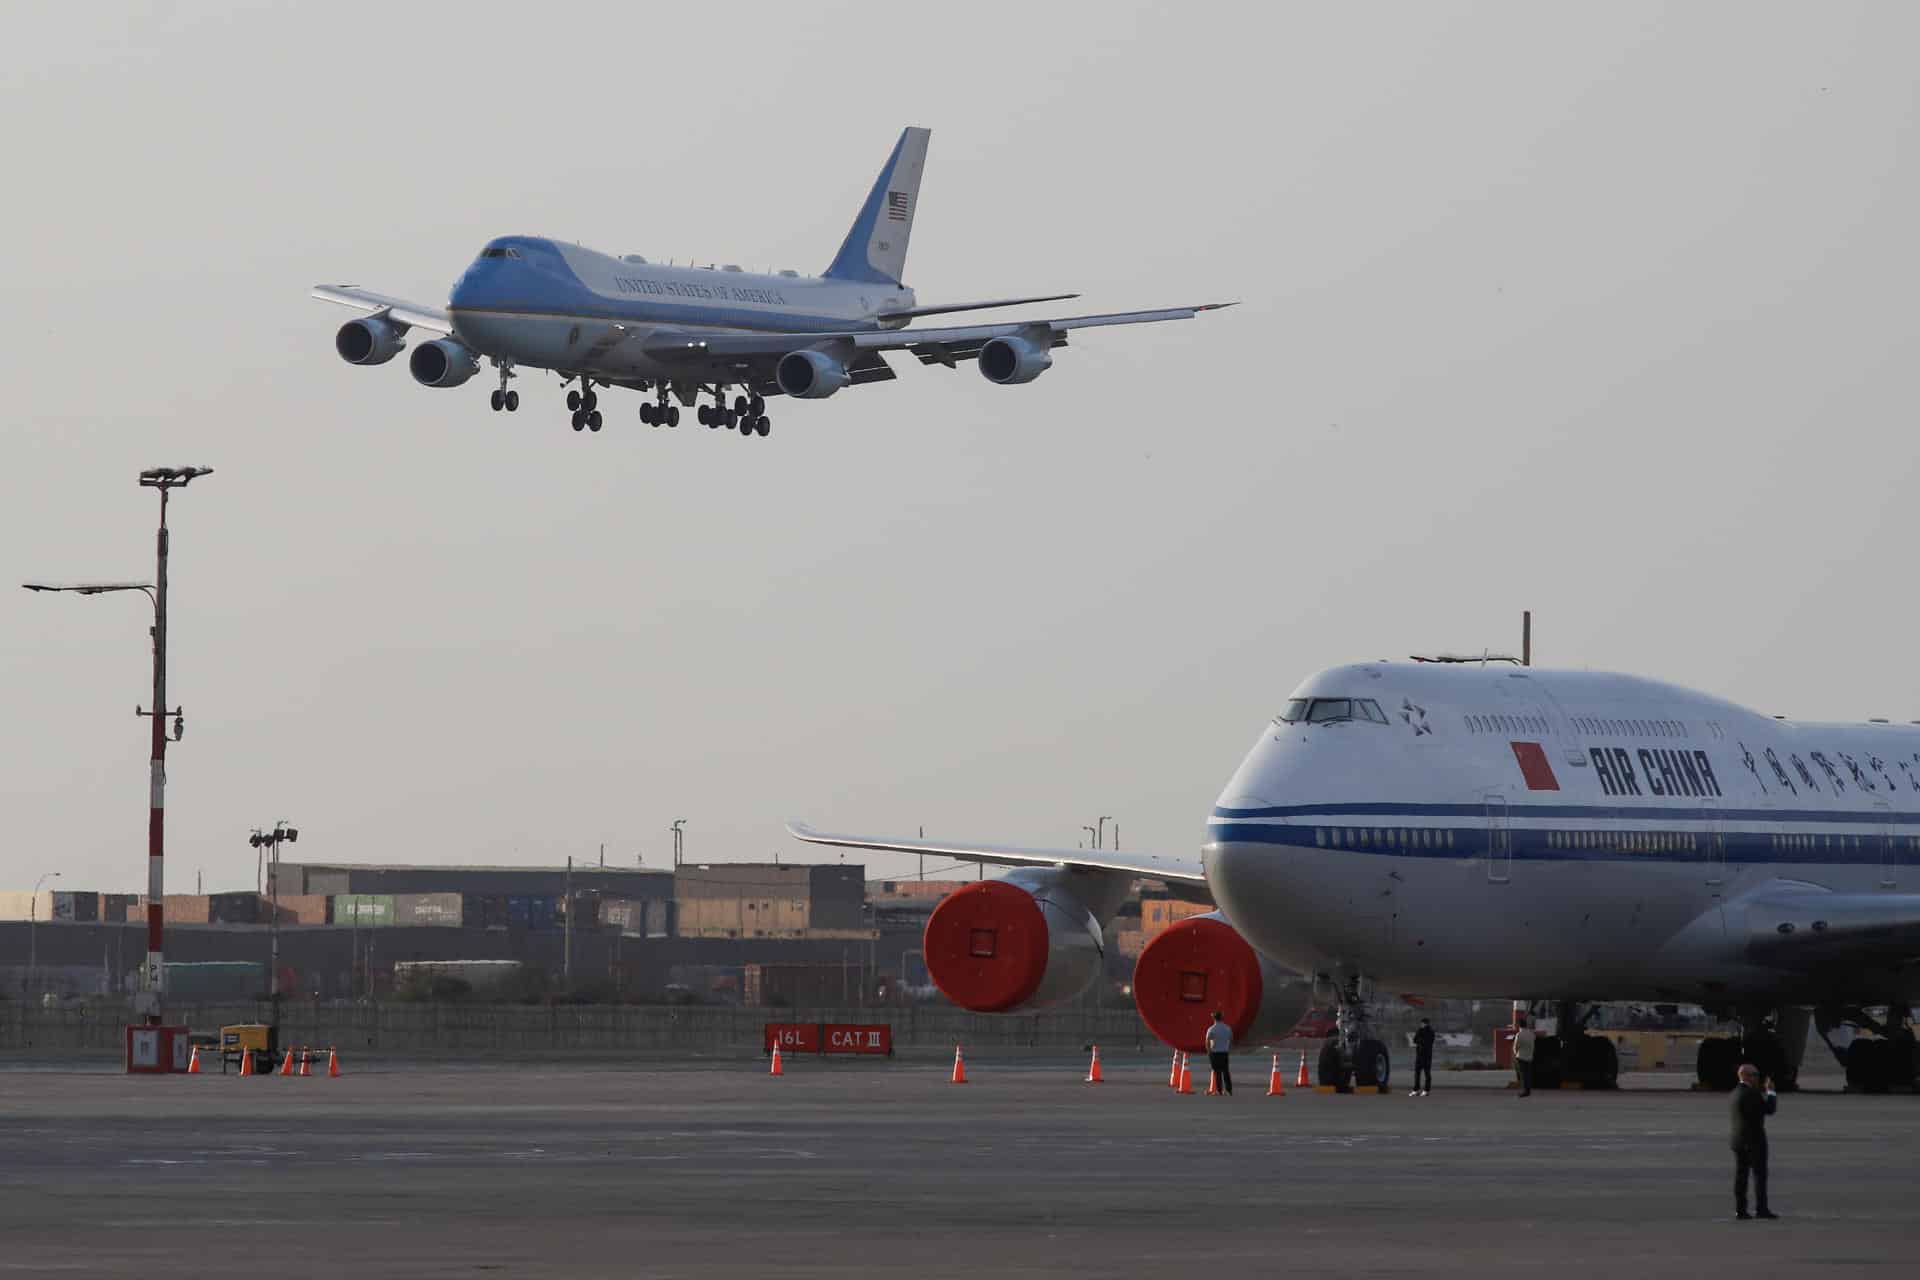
[1207,820,1908,868]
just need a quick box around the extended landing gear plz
[1522,1002,1619,1090]
[489,361,520,413]
[640,386,681,428]
[730,392,771,438]
[566,381,603,433]
[1313,976,1391,1091]
[1695,1006,1812,1092]
[1812,1004,1918,1093]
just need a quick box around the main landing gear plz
[489,361,520,413]
[639,386,680,428]
[1516,1002,1620,1090]
[1313,975,1393,1092]
[1807,1005,1918,1094]
[566,380,603,433]
[686,386,770,437]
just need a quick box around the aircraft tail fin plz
[824,127,930,287]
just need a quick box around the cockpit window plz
[479,247,521,260]
[1280,697,1389,726]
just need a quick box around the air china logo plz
[1587,745,1724,798]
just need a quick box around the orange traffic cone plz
[186,1045,202,1074]
[950,1045,968,1084]
[239,1047,254,1077]
[1205,1057,1221,1094]
[770,1044,785,1077]
[279,1048,296,1076]
[1296,1051,1311,1089]
[299,1048,312,1077]
[1177,1052,1194,1095]
[1266,1053,1287,1096]
[327,1046,341,1078]
[1168,1049,1181,1089]
[1085,1046,1104,1084]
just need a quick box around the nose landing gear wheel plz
[1316,1040,1345,1089]
[1354,1038,1391,1089]
[490,390,505,412]
[504,390,518,411]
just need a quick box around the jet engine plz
[977,335,1052,385]
[1131,912,1310,1053]
[409,337,480,388]
[335,315,405,366]
[922,869,1108,1013]
[775,349,850,399]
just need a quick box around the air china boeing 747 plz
[313,127,1228,437]
[794,658,1920,1094]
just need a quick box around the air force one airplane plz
[794,659,1920,1094]
[313,127,1228,437]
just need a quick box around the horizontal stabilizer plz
[876,293,1079,322]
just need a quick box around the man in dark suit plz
[1730,1062,1779,1220]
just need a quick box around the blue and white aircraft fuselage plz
[793,658,1920,1089]
[314,127,1228,436]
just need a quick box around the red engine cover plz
[923,880,1050,1012]
[1133,916,1265,1053]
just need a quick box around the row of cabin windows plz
[1312,828,1919,855]
[1570,715,1689,738]
[1464,712,1550,736]
[1316,827,1457,850]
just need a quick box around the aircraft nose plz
[1202,832,1291,958]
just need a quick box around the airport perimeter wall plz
[0,1001,1157,1060]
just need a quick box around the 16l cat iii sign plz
[763,1023,892,1056]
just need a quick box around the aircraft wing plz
[310,285,453,334]
[641,302,1234,368]
[1740,884,1920,966]
[786,821,1211,901]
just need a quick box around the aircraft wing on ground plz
[1739,884,1920,966]
[641,302,1234,369]
[311,285,453,334]
[786,821,1211,902]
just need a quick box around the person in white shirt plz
[1204,1011,1234,1096]
[1513,1016,1537,1097]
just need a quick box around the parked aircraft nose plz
[1201,834,1294,962]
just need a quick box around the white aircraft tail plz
[824,127,930,287]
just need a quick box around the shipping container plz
[0,891,54,922]
[209,891,267,925]
[274,894,330,925]
[163,960,265,1001]
[461,894,509,929]
[330,894,395,926]
[393,892,463,926]
[51,890,100,922]
[160,895,210,924]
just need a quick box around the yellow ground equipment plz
[219,1023,277,1075]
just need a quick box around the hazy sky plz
[3,2,1916,894]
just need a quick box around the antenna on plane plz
[1523,610,1532,667]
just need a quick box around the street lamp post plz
[1082,824,1098,850]
[27,871,61,1003]
[24,464,213,1026]
[671,819,686,868]
[1097,816,1112,851]
[248,823,297,1037]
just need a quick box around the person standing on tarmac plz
[1730,1062,1779,1220]
[1512,1016,1536,1097]
[1410,1018,1435,1096]
[1205,1010,1233,1096]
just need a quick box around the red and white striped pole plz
[143,484,168,1023]
[135,466,211,1025]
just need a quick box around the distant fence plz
[0,1001,1157,1059]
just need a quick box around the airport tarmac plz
[0,1056,1911,1278]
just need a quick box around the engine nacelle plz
[335,315,406,366]
[923,869,1105,1013]
[977,335,1052,385]
[1132,911,1311,1053]
[776,349,850,399]
[409,337,480,388]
